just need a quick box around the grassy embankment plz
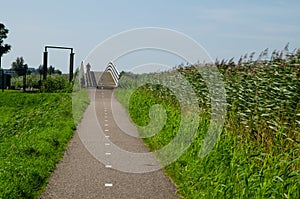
[114,51,300,198]
[0,88,89,198]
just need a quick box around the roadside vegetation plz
[1,23,90,198]
[0,76,89,198]
[115,48,300,198]
[11,74,72,92]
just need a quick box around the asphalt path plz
[40,89,179,199]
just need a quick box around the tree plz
[54,69,62,75]
[12,57,28,76]
[36,65,43,74]
[48,65,55,75]
[36,65,62,76]
[48,65,62,75]
[0,23,11,69]
[12,57,28,91]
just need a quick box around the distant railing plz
[104,62,120,86]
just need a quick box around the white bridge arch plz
[85,62,120,89]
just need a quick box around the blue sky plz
[0,0,299,73]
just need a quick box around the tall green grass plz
[115,50,300,198]
[0,89,89,198]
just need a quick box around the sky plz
[0,0,299,73]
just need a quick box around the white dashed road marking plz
[102,93,114,187]
[105,183,113,187]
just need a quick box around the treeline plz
[10,57,62,76]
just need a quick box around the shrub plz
[41,75,72,93]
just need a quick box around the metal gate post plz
[69,51,74,82]
[43,51,48,80]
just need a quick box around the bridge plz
[84,62,120,89]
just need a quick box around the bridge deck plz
[85,62,119,89]
[86,71,117,89]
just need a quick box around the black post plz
[43,51,48,80]
[39,69,42,91]
[69,52,74,82]
[1,69,4,92]
[23,69,26,92]
[0,57,3,92]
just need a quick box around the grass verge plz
[0,88,89,198]
[114,57,300,198]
